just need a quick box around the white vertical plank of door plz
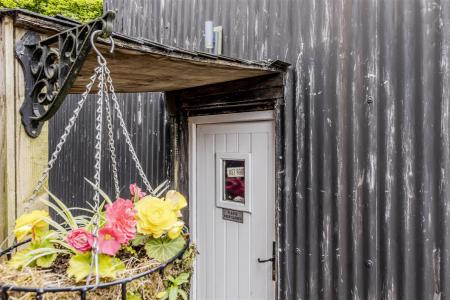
[225,133,239,300]
[237,133,251,299]
[196,133,213,299]
[214,133,226,300]
[251,131,271,299]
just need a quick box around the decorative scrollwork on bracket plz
[16,11,115,137]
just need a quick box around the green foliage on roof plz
[0,0,103,22]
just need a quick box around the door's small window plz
[223,159,245,204]
[215,153,251,213]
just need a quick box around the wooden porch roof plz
[1,9,288,93]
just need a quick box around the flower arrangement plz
[2,182,191,296]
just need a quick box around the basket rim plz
[0,236,190,294]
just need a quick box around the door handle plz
[257,241,276,281]
[257,257,274,263]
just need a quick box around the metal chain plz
[26,30,153,286]
[104,89,120,198]
[86,63,106,287]
[104,66,154,194]
[93,65,104,205]
[24,68,101,210]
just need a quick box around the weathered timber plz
[1,16,17,244]
[0,16,49,244]
[14,27,49,215]
[168,74,284,115]
[0,9,284,94]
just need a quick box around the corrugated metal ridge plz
[0,8,289,72]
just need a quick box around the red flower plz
[97,226,122,256]
[105,198,136,244]
[130,183,146,199]
[225,177,245,198]
[66,228,94,253]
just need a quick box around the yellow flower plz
[165,190,187,216]
[135,197,178,238]
[167,221,184,240]
[14,210,49,241]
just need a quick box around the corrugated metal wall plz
[49,0,450,298]
[49,92,167,208]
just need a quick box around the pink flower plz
[66,228,94,253]
[105,198,137,244]
[97,226,122,256]
[130,184,146,199]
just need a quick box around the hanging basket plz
[0,30,193,300]
[0,235,193,299]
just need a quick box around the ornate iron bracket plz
[15,11,115,137]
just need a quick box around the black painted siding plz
[49,0,450,299]
[49,92,167,208]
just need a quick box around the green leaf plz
[8,235,68,269]
[156,291,168,300]
[66,252,90,282]
[168,286,178,300]
[166,275,176,283]
[84,178,112,205]
[69,207,95,215]
[23,248,67,268]
[178,289,188,300]
[44,188,79,229]
[178,273,190,280]
[67,252,125,282]
[42,217,68,234]
[49,239,73,251]
[144,236,186,263]
[153,180,169,197]
[9,247,64,269]
[36,251,57,268]
[126,292,142,300]
[131,234,149,246]
[1,0,103,22]
[8,248,36,269]
[174,273,190,285]
[123,245,137,255]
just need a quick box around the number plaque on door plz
[222,208,244,223]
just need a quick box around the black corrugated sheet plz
[49,92,167,208]
[49,0,450,298]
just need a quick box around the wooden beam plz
[14,27,49,217]
[0,18,49,246]
[0,16,17,244]
[71,47,275,93]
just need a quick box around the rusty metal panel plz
[48,0,450,298]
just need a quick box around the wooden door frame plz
[165,73,287,299]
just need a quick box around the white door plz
[192,114,275,300]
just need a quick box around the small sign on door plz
[222,208,244,223]
[227,166,244,177]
